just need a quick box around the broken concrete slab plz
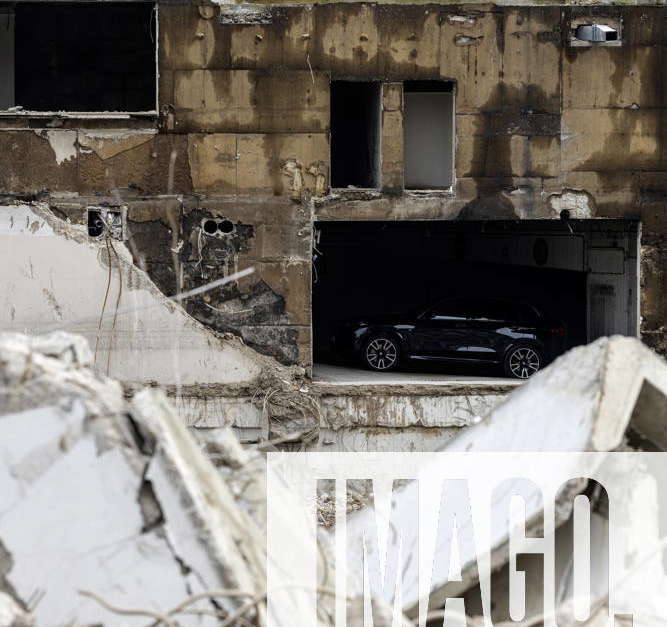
[0,330,354,626]
[0,331,282,626]
[0,592,33,627]
[0,203,265,388]
[345,336,667,616]
[133,389,267,606]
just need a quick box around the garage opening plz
[330,81,381,189]
[0,2,156,112]
[404,81,455,189]
[312,220,640,381]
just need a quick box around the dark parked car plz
[331,297,567,379]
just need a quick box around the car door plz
[462,299,509,361]
[409,298,473,359]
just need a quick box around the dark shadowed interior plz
[330,81,381,188]
[313,220,594,370]
[14,3,155,111]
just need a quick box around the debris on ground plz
[2,332,666,626]
[0,332,312,626]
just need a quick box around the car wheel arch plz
[503,341,544,379]
[361,332,403,371]
[364,327,408,353]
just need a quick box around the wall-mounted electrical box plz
[87,207,127,240]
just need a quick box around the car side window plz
[428,299,469,320]
[467,299,501,321]
[516,304,541,324]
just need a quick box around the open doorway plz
[330,81,381,189]
[312,220,639,381]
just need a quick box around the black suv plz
[332,297,567,379]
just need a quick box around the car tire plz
[362,335,401,372]
[503,344,542,379]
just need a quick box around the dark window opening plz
[0,2,156,112]
[330,81,381,189]
[404,81,454,190]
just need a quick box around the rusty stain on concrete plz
[0,3,665,383]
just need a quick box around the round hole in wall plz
[202,219,218,235]
[218,219,235,234]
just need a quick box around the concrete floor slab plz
[313,363,521,386]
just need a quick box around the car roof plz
[434,296,536,307]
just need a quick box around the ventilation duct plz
[575,24,618,42]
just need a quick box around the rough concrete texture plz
[0,4,665,366]
[0,330,401,627]
[0,202,517,450]
[317,386,508,430]
[0,332,270,625]
[0,204,265,385]
[44,197,312,368]
[346,335,667,617]
[0,204,324,437]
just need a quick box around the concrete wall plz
[0,2,665,368]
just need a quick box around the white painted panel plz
[404,92,453,189]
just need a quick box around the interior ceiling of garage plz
[312,219,639,367]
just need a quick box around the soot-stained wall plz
[0,2,665,367]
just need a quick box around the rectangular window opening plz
[404,80,455,190]
[0,2,157,114]
[330,81,381,189]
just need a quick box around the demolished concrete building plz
[345,336,667,621]
[0,332,271,625]
[0,330,426,626]
[4,330,666,625]
[2,3,666,622]
[0,0,663,445]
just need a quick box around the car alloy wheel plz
[365,337,398,371]
[508,347,540,379]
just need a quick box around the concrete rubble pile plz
[0,330,419,627]
[2,330,666,626]
[0,331,281,627]
[346,335,667,625]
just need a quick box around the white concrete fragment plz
[0,331,294,626]
[0,405,197,626]
[0,592,34,627]
[548,189,595,219]
[0,332,124,416]
[345,336,667,615]
[38,130,77,165]
[0,204,264,387]
[133,389,266,611]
